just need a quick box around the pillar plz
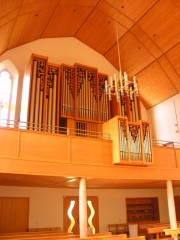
[167,180,177,228]
[79,178,87,238]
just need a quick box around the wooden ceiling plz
[1,172,180,189]
[0,0,180,108]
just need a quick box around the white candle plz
[124,72,129,92]
[108,87,111,100]
[105,80,108,93]
[133,76,136,85]
[119,70,123,95]
[109,76,113,89]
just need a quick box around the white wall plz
[149,93,180,143]
[0,37,117,79]
[0,186,170,232]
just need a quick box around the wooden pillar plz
[79,178,87,238]
[167,180,177,229]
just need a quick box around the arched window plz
[0,70,13,126]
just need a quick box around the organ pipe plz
[28,57,46,131]
[28,55,142,138]
[47,64,60,133]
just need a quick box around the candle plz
[124,72,129,92]
[109,76,113,89]
[119,70,123,95]
[105,80,108,93]
[108,86,111,100]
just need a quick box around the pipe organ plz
[26,54,152,164]
[103,116,152,164]
[27,54,142,132]
[28,55,111,134]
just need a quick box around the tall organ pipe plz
[34,77,40,130]
[29,61,37,129]
[52,74,57,132]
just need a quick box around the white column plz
[167,180,177,228]
[79,178,87,238]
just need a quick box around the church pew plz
[147,226,171,240]
[0,232,73,238]
[0,232,113,240]
[164,228,180,240]
[0,234,79,240]
[80,233,127,240]
[0,232,145,240]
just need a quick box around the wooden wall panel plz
[63,196,99,234]
[153,146,177,168]
[176,149,180,168]
[0,197,29,233]
[19,132,69,162]
[103,116,120,164]
[0,128,18,158]
[70,137,112,165]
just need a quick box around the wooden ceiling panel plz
[1,172,180,189]
[138,0,180,52]
[137,61,177,108]
[19,0,59,15]
[0,8,20,28]
[59,0,100,6]
[166,44,180,77]
[8,6,57,49]
[0,0,22,19]
[76,9,127,55]
[105,32,155,76]
[158,55,180,92]
[131,25,163,59]
[0,21,16,54]
[0,0,179,108]
[97,1,134,29]
[104,0,159,22]
[43,4,95,38]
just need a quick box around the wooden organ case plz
[28,55,60,132]
[27,55,111,136]
[27,54,152,164]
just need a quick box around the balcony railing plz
[0,118,111,140]
[152,139,180,148]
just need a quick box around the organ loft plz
[26,54,152,165]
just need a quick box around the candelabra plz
[105,21,139,101]
[105,71,139,101]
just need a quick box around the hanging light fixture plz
[105,22,139,101]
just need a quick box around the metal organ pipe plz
[38,87,43,131]
[48,85,53,132]
[34,76,40,131]
[52,74,57,132]
[29,61,37,129]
